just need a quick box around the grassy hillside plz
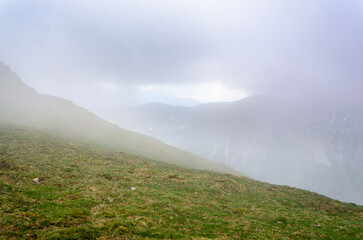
[0,62,238,176]
[0,124,362,239]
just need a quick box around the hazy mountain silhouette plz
[0,62,239,175]
[116,95,363,204]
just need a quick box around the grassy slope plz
[0,62,238,176]
[0,124,362,239]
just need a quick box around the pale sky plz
[0,0,362,111]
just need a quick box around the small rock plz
[140,221,147,227]
[130,187,136,190]
[316,224,321,228]
[32,178,40,183]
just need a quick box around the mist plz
[116,95,363,204]
[1,0,363,109]
[0,1,362,204]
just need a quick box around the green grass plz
[0,124,362,239]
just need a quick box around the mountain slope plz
[115,95,363,204]
[0,124,362,239]
[0,62,238,175]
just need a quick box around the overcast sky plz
[1,0,362,111]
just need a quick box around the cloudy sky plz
[0,0,362,112]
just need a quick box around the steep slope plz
[0,124,362,239]
[115,95,363,204]
[0,62,238,175]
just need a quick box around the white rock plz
[130,187,136,190]
[32,178,40,183]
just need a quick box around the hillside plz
[115,95,363,204]
[0,123,362,239]
[0,62,237,175]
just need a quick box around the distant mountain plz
[115,95,363,204]
[99,94,201,125]
[0,62,239,175]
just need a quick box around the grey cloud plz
[0,0,362,102]
[213,0,363,96]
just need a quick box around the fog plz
[1,0,363,110]
[116,95,363,204]
[1,1,363,203]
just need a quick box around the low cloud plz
[0,0,362,107]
